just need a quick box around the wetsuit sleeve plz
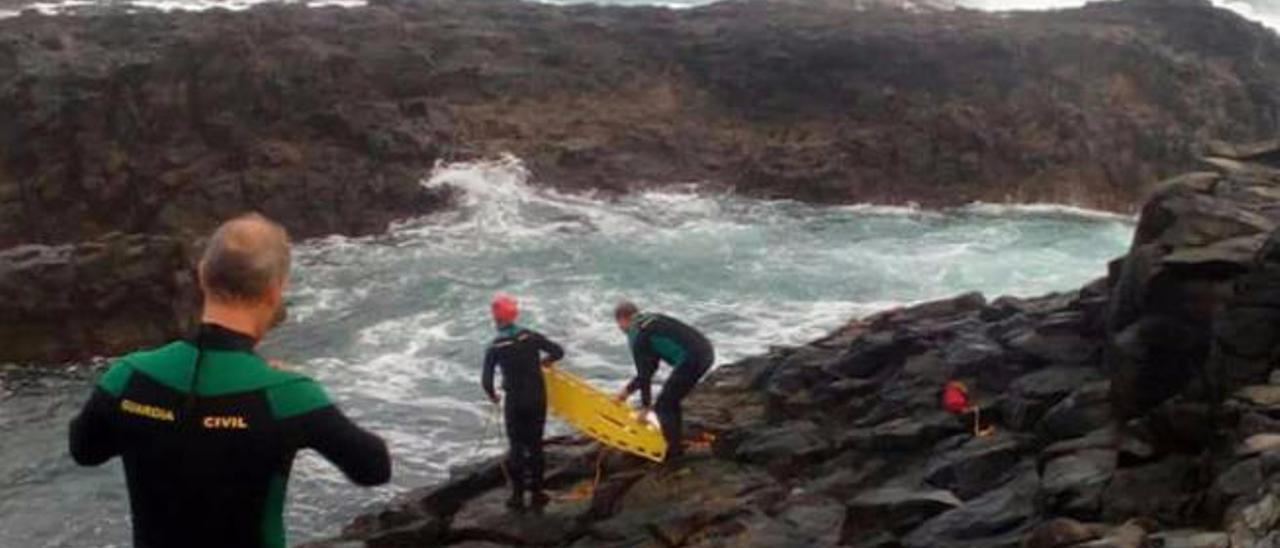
[625,332,660,407]
[301,407,392,486]
[69,388,120,466]
[68,362,133,466]
[532,331,565,364]
[482,345,499,401]
[270,381,391,486]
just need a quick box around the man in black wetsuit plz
[613,301,714,461]
[482,293,564,511]
[68,213,391,548]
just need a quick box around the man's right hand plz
[488,393,500,405]
[632,405,650,423]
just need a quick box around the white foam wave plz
[245,155,1135,541]
[836,202,942,217]
[958,202,1136,223]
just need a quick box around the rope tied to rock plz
[468,403,512,485]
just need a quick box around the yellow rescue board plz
[543,365,667,462]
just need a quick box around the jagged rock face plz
[0,7,454,248]
[3,0,1280,249]
[1107,147,1280,419]
[0,233,198,362]
[1101,145,1280,546]
[1102,143,1280,432]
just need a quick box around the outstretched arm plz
[301,406,391,486]
[273,380,391,486]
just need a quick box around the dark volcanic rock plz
[1148,530,1230,548]
[1102,456,1199,524]
[1040,449,1116,520]
[1002,366,1104,431]
[825,330,923,379]
[1022,518,1102,548]
[1107,145,1280,419]
[1039,380,1113,441]
[923,435,1026,500]
[845,486,963,536]
[902,463,1040,548]
[726,420,833,473]
[0,7,455,248]
[0,233,197,362]
[1208,227,1280,398]
[4,0,1280,249]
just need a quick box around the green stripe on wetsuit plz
[628,314,691,368]
[98,342,334,420]
[261,475,286,548]
[267,380,333,419]
[649,334,688,367]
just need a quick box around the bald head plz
[199,213,291,304]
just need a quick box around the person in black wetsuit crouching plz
[481,293,565,511]
[68,213,391,548]
[613,301,714,461]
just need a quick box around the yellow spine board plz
[543,365,667,462]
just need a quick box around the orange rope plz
[555,445,609,502]
[468,404,511,487]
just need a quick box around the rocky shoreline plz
[311,145,1280,547]
[4,0,1280,361]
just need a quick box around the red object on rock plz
[942,381,970,415]
[491,293,519,324]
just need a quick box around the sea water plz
[0,156,1133,545]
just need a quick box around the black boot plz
[529,491,550,510]
[506,491,525,512]
[663,440,686,463]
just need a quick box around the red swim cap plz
[491,293,519,324]
[942,381,970,415]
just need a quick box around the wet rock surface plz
[0,233,198,362]
[318,149,1280,546]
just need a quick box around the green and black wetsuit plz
[624,313,714,457]
[68,324,390,548]
[482,325,564,499]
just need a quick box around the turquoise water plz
[0,156,1133,546]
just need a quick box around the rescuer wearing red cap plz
[481,293,565,511]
